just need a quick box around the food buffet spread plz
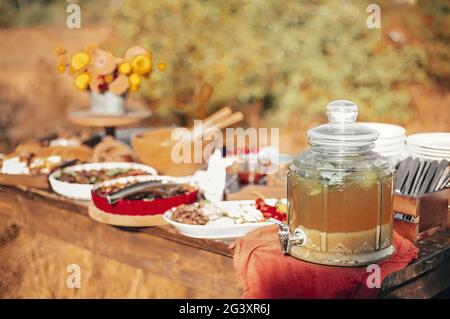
[0,45,449,299]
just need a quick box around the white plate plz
[407,151,449,161]
[407,146,450,156]
[49,162,157,200]
[360,123,406,139]
[91,174,191,191]
[376,138,406,147]
[406,145,450,156]
[375,138,406,145]
[376,151,404,158]
[163,199,283,240]
[407,133,450,151]
[407,151,450,160]
[374,143,406,153]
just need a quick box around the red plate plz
[91,188,198,216]
[91,175,199,216]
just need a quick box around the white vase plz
[90,92,126,116]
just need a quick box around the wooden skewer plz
[191,107,232,140]
[200,107,232,130]
[214,111,244,130]
[201,111,244,139]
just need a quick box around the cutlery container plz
[393,188,449,242]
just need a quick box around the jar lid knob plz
[327,100,358,123]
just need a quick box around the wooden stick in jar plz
[201,111,244,139]
[200,107,232,130]
[191,107,232,140]
[214,111,244,130]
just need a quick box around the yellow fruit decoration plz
[71,52,90,72]
[54,44,67,57]
[104,74,114,83]
[129,84,140,92]
[128,73,141,92]
[157,62,167,71]
[128,73,141,86]
[118,62,132,75]
[57,44,156,95]
[131,55,152,75]
[74,73,91,90]
[56,55,68,73]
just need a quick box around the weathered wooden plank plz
[381,229,450,296]
[0,186,241,297]
[0,186,233,257]
[383,259,450,299]
[1,185,449,298]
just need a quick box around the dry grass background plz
[0,218,215,298]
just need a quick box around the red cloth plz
[231,225,418,299]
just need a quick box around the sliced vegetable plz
[255,198,287,222]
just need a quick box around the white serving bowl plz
[163,199,283,240]
[49,162,157,200]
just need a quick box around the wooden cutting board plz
[88,203,167,227]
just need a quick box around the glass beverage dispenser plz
[278,100,395,266]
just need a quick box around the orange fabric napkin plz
[231,225,418,299]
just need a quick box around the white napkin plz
[202,149,227,202]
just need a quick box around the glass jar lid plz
[307,100,379,154]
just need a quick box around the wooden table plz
[0,185,448,298]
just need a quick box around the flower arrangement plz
[55,44,153,115]
[55,44,152,94]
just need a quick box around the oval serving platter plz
[49,162,157,200]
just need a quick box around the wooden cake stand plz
[69,110,151,137]
[88,203,167,227]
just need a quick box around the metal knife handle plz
[106,181,179,205]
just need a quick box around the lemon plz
[74,73,90,90]
[71,52,90,72]
[118,62,132,75]
[128,73,141,86]
[129,84,140,92]
[131,55,152,75]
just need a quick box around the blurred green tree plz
[418,0,450,87]
[114,0,429,126]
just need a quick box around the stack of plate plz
[360,123,407,161]
[406,133,450,161]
